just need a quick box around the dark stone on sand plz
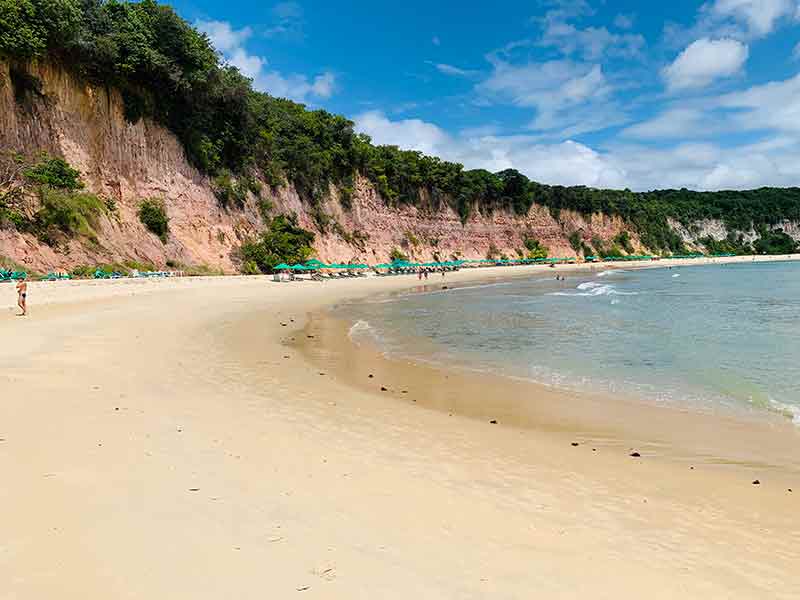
[592,448,597,452]
[319,372,325,376]
[489,419,498,424]
[630,452,641,457]
[307,335,315,339]
[442,286,448,290]
[281,323,287,327]
[368,374,374,378]
[114,407,119,411]
[380,386,388,391]
[284,355,290,359]
[571,442,579,447]
[752,479,760,485]
[189,488,200,492]
[788,488,792,492]
[401,390,408,394]
[690,466,694,470]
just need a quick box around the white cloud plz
[663,38,748,91]
[354,110,627,188]
[196,20,252,53]
[354,111,451,156]
[667,0,798,45]
[195,19,335,103]
[426,61,478,77]
[622,108,716,139]
[355,110,800,192]
[717,72,800,133]
[478,59,620,135]
[710,0,796,37]
[540,22,645,60]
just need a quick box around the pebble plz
[380,386,388,392]
[630,452,641,458]
[752,479,760,485]
[489,419,498,424]
[571,442,579,447]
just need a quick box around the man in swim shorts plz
[16,273,27,316]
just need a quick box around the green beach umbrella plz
[274,263,291,270]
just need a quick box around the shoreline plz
[295,276,800,482]
[2,256,800,598]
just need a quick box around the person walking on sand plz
[16,274,27,316]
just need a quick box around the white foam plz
[348,319,375,339]
[672,273,681,278]
[550,281,639,297]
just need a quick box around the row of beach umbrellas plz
[273,257,581,271]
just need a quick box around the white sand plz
[1,259,799,599]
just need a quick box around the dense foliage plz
[2,0,800,255]
[238,214,315,273]
[138,198,169,243]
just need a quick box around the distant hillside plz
[1,0,798,273]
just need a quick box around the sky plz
[174,0,800,191]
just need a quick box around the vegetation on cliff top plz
[2,0,800,255]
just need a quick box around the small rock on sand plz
[368,374,374,378]
[630,452,641,458]
[380,386,388,391]
[489,419,498,424]
[571,442,579,447]
[752,479,760,485]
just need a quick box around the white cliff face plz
[0,60,679,273]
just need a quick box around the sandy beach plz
[2,256,799,599]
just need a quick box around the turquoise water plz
[340,262,800,424]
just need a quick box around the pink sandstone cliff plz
[0,61,643,273]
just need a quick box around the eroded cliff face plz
[0,60,644,273]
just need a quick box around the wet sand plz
[1,258,799,599]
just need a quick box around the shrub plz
[614,231,634,254]
[523,237,548,259]
[138,198,169,243]
[237,214,315,273]
[486,243,500,259]
[568,231,582,254]
[213,171,248,208]
[34,187,106,244]
[389,247,408,262]
[23,154,83,190]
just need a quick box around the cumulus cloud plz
[354,110,627,188]
[195,19,335,103]
[196,19,252,53]
[355,110,800,192]
[663,38,748,90]
[710,0,796,37]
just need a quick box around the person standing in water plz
[16,273,27,316]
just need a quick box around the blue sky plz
[176,0,800,191]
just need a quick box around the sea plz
[338,261,800,425]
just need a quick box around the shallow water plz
[338,262,800,424]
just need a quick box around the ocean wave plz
[549,281,639,297]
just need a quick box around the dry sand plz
[1,257,799,599]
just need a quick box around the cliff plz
[2,60,786,274]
